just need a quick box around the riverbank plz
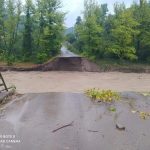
[0,56,150,73]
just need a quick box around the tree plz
[107,4,139,60]
[66,33,76,44]
[34,0,46,51]
[37,0,65,58]
[0,0,65,64]
[132,0,150,61]
[22,0,34,60]
[76,16,82,25]
[0,0,5,52]
[75,0,103,58]
[3,0,22,63]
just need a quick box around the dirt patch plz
[39,57,84,71]
[38,57,101,72]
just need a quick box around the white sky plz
[21,0,139,27]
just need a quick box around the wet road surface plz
[0,92,150,150]
[60,47,79,57]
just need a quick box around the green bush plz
[36,52,48,64]
[6,55,15,66]
[147,57,150,64]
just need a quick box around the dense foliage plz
[0,0,64,64]
[66,0,150,63]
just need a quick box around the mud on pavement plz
[0,92,150,150]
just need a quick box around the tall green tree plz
[75,0,103,58]
[37,0,65,58]
[132,0,150,61]
[107,3,139,60]
[76,16,82,25]
[0,0,5,52]
[3,0,22,60]
[22,0,34,60]
[34,0,46,50]
[0,0,65,64]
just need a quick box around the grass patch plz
[85,88,120,103]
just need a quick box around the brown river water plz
[2,71,150,93]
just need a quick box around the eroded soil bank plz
[0,56,149,73]
[0,57,101,72]
[2,71,150,93]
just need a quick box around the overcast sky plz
[62,0,138,27]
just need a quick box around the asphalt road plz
[0,92,150,150]
[60,47,79,57]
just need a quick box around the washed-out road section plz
[2,71,150,93]
[0,92,150,150]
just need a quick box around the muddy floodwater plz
[2,71,150,93]
[0,70,150,149]
[0,92,150,150]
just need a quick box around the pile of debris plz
[0,73,15,104]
